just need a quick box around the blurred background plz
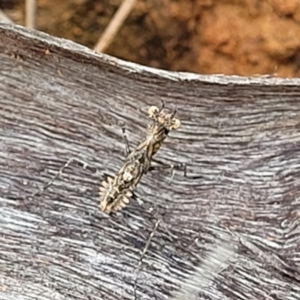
[1,0,300,77]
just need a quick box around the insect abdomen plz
[99,176,133,214]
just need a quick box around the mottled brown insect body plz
[99,104,181,214]
[99,152,145,214]
[99,175,133,213]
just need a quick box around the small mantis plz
[99,102,183,214]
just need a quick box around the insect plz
[99,103,182,214]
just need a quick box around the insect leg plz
[148,163,187,183]
[121,126,131,157]
[30,157,97,199]
[134,219,162,300]
[148,162,187,176]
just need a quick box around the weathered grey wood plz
[0,23,300,300]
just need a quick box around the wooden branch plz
[94,0,137,53]
[25,0,36,29]
[0,23,300,300]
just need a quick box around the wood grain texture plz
[0,23,300,300]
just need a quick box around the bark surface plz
[0,23,299,300]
